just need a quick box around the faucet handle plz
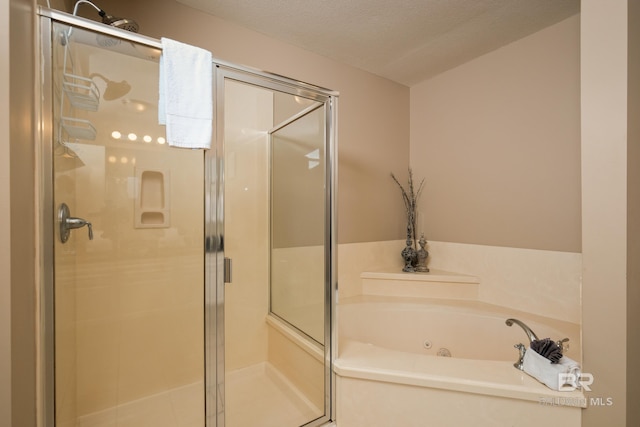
[513,343,526,371]
[58,203,94,243]
[556,338,570,354]
[86,221,93,240]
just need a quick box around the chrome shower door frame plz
[38,13,56,427]
[214,65,337,427]
[38,6,338,427]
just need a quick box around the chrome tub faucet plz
[505,318,539,343]
[505,318,570,370]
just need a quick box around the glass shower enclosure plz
[39,8,336,427]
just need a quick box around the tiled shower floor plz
[74,362,320,427]
[75,381,204,427]
[226,362,323,427]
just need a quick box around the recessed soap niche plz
[134,168,170,229]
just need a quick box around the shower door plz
[41,9,336,427]
[44,18,206,427]
[217,70,335,427]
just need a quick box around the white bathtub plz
[335,296,585,427]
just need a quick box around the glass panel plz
[51,23,205,427]
[270,105,326,344]
[223,78,326,427]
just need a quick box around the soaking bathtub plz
[335,296,585,427]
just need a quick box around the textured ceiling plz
[176,0,579,86]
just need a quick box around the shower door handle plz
[224,257,232,283]
[58,203,94,243]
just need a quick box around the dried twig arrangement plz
[391,168,425,249]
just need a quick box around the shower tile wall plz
[54,166,79,426]
[224,80,272,371]
[58,145,204,417]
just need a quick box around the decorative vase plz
[401,236,416,272]
[416,233,429,273]
[391,169,425,273]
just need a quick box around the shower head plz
[72,0,139,33]
[98,11,139,33]
[90,73,132,101]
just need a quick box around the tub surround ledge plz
[361,269,479,300]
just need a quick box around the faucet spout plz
[505,318,539,344]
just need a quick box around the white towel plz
[159,37,212,149]
[523,347,581,391]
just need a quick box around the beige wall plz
[37,0,69,11]
[1,0,11,425]
[410,15,581,252]
[581,0,638,425]
[271,94,325,249]
[97,0,411,244]
[6,1,38,427]
[272,106,325,249]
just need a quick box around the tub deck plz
[335,339,586,407]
